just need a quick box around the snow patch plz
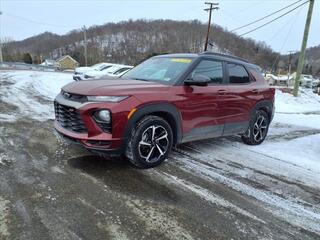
[178,157,320,235]
[126,199,194,240]
[0,197,10,238]
[0,70,73,121]
[275,89,320,114]
[252,133,320,171]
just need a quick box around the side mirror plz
[185,74,210,86]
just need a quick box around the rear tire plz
[241,110,270,145]
[125,116,173,168]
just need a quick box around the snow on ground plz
[0,70,73,121]
[275,88,320,113]
[253,133,320,172]
[263,88,320,172]
[273,112,320,130]
[1,69,320,237]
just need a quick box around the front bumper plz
[55,124,124,156]
[73,76,80,81]
[54,93,126,155]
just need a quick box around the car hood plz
[62,79,170,96]
[75,67,92,73]
[85,70,107,77]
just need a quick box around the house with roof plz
[55,55,79,70]
[265,73,294,86]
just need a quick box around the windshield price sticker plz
[170,58,192,63]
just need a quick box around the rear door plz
[174,58,230,142]
[222,62,257,135]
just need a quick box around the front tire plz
[126,116,173,168]
[241,110,270,145]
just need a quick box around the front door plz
[173,58,230,142]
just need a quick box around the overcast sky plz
[1,0,319,53]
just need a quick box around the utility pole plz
[204,2,219,52]
[82,25,88,66]
[293,0,314,97]
[287,51,295,86]
[0,10,3,62]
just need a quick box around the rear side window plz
[190,60,223,84]
[228,63,250,84]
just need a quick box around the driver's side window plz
[190,59,223,84]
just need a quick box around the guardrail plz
[0,62,57,72]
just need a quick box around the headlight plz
[87,96,129,102]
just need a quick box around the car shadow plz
[67,155,179,203]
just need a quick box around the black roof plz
[199,51,248,63]
[154,52,260,69]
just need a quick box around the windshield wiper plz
[131,77,149,82]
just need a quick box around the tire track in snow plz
[187,139,320,189]
[170,149,320,235]
[158,171,266,224]
[175,140,320,206]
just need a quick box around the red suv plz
[54,52,275,168]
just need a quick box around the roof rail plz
[200,51,248,63]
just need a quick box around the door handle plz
[218,89,227,95]
[251,89,259,94]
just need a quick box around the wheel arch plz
[123,103,183,146]
[252,100,274,121]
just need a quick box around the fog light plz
[95,110,111,123]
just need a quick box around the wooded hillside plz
[2,19,319,75]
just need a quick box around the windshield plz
[99,65,113,71]
[101,65,121,73]
[121,57,193,84]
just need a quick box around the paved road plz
[0,116,319,240]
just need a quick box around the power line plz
[239,0,308,37]
[231,0,303,32]
[267,4,303,44]
[4,11,76,29]
[223,1,266,21]
[270,7,301,72]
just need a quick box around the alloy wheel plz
[138,125,169,163]
[253,115,268,142]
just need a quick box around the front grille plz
[95,121,112,133]
[54,101,87,133]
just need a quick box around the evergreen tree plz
[22,53,33,64]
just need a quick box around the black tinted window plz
[228,63,250,84]
[101,65,112,71]
[191,60,223,84]
[114,67,131,75]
